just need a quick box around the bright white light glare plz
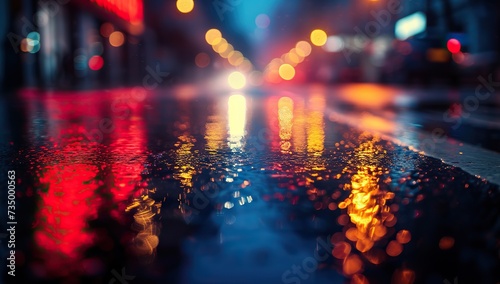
[395,12,426,40]
[324,36,344,52]
[227,94,247,149]
[227,71,246,89]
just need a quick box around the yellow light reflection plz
[175,134,196,187]
[126,192,161,260]
[227,94,247,149]
[306,93,325,154]
[278,97,294,152]
[292,98,306,153]
[336,133,411,270]
[172,104,196,188]
[205,114,226,154]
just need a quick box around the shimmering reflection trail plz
[7,88,499,284]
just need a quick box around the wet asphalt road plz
[0,85,499,284]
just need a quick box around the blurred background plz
[2,2,500,284]
[1,0,500,90]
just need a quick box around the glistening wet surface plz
[2,88,499,284]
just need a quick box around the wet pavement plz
[1,85,499,284]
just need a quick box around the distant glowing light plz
[88,55,104,70]
[21,32,41,53]
[386,240,403,256]
[324,35,344,52]
[295,41,312,57]
[109,31,125,47]
[205,28,222,45]
[395,12,426,40]
[310,29,327,47]
[426,48,449,63]
[439,236,455,250]
[195,52,210,68]
[90,0,143,24]
[27,31,40,42]
[343,254,363,275]
[255,14,270,29]
[212,38,228,53]
[447,38,461,54]
[396,230,411,244]
[285,50,301,66]
[176,0,194,13]
[219,44,234,58]
[20,39,30,52]
[228,51,244,66]
[279,64,295,80]
[100,23,114,37]
[228,71,246,89]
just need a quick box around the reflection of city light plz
[35,164,100,276]
[205,114,226,153]
[109,31,125,47]
[292,98,306,153]
[228,71,246,89]
[179,137,196,186]
[310,29,327,46]
[306,94,325,154]
[127,194,161,259]
[205,28,222,45]
[88,55,104,70]
[278,97,294,152]
[195,52,211,68]
[279,64,296,80]
[336,133,411,271]
[176,0,194,13]
[174,120,196,188]
[227,94,247,149]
